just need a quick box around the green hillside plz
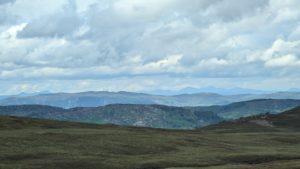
[0,104,222,129]
[195,99,300,119]
[1,106,300,169]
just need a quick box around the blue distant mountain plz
[288,88,300,92]
[15,91,51,97]
[0,91,51,99]
[147,87,271,96]
[0,96,8,101]
[1,90,300,108]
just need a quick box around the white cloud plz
[7,83,39,94]
[1,0,300,93]
[262,39,300,63]
[265,54,300,67]
[143,54,182,70]
[0,23,26,38]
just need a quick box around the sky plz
[0,0,300,94]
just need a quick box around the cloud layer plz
[1,0,300,94]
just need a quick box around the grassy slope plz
[1,106,300,169]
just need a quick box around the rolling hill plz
[1,106,300,169]
[205,105,300,132]
[0,104,222,129]
[195,99,300,119]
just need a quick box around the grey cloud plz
[81,0,271,63]
[0,0,17,24]
[0,0,15,5]
[205,0,269,22]
[0,8,14,24]
[17,1,80,38]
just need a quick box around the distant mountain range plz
[147,86,271,95]
[1,99,300,129]
[1,91,300,108]
[0,96,8,100]
[0,91,50,101]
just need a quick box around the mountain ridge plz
[1,99,300,129]
[2,91,300,108]
[205,105,300,133]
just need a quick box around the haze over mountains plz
[147,86,271,95]
[1,90,300,108]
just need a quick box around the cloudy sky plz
[0,0,300,94]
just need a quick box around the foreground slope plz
[1,106,300,169]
